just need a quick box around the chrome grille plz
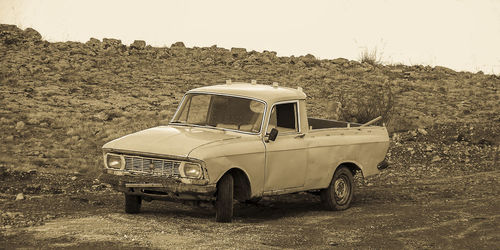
[124,155,181,177]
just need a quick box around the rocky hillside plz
[0,24,498,175]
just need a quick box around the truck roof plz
[188,82,307,104]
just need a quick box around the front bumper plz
[100,169,216,201]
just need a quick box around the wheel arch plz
[217,168,252,202]
[337,161,363,177]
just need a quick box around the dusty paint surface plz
[102,84,389,198]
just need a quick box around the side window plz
[268,102,298,133]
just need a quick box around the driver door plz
[264,101,308,191]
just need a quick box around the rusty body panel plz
[101,82,389,203]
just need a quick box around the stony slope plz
[0,24,498,176]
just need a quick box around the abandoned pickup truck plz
[101,81,390,222]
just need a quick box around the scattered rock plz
[94,112,109,121]
[91,184,102,191]
[392,133,400,142]
[332,58,349,64]
[407,147,415,155]
[417,128,428,135]
[15,193,25,200]
[70,176,77,181]
[66,128,76,136]
[431,156,442,163]
[4,211,24,218]
[390,68,403,73]
[15,121,25,130]
[101,183,112,188]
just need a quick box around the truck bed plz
[305,118,389,179]
[308,117,362,130]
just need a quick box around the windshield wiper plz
[169,121,194,127]
[204,124,227,131]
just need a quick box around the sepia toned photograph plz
[0,0,498,248]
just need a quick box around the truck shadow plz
[234,197,324,222]
[138,192,375,222]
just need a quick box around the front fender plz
[203,153,264,197]
[189,136,266,197]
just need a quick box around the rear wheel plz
[215,174,234,222]
[125,194,142,214]
[320,167,354,210]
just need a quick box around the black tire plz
[215,174,234,223]
[320,167,354,211]
[125,194,142,214]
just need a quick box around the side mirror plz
[266,128,279,142]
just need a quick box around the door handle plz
[295,133,305,138]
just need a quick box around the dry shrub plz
[359,47,382,65]
[338,81,394,126]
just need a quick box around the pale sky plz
[1,0,499,74]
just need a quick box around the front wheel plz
[124,194,142,214]
[320,167,354,211]
[215,174,234,222]
[244,197,262,204]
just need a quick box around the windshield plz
[171,93,266,133]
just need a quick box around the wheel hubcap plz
[334,175,350,204]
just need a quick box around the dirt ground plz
[1,162,498,249]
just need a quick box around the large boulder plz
[101,38,126,54]
[0,26,42,45]
[102,38,122,49]
[170,42,188,57]
[433,65,456,75]
[23,27,42,41]
[0,24,20,32]
[171,41,185,48]
[300,54,319,67]
[130,40,146,50]
[230,47,247,58]
[86,37,101,47]
[0,24,24,45]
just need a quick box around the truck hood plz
[102,126,241,157]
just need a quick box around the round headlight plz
[106,154,122,169]
[183,163,202,178]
